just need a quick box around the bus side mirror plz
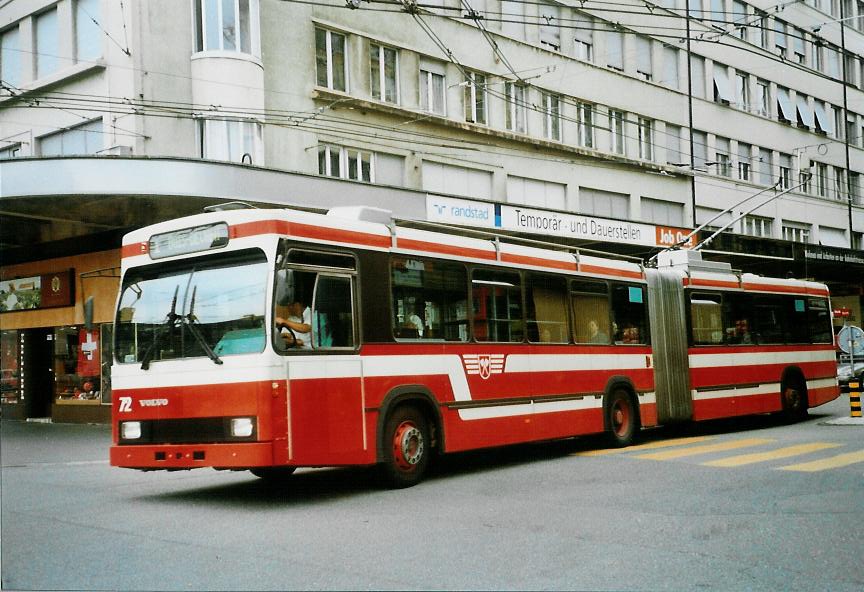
[84,297,95,330]
[275,269,295,306]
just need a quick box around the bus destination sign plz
[148,223,230,259]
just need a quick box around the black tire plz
[780,377,808,422]
[250,466,296,482]
[378,405,431,489]
[604,388,639,448]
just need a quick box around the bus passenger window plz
[752,295,788,344]
[570,280,610,344]
[787,297,810,344]
[807,297,833,344]
[723,292,756,345]
[391,257,468,341]
[611,284,648,344]
[472,269,523,343]
[526,274,568,343]
[689,293,722,345]
[313,275,354,348]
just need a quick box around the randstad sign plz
[426,195,693,248]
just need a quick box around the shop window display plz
[1,330,21,404]
[54,325,111,404]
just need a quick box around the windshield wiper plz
[184,286,223,366]
[140,285,181,370]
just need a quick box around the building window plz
[814,102,834,135]
[75,0,102,62]
[846,114,858,146]
[580,187,629,219]
[422,161,493,199]
[318,144,373,183]
[833,166,845,201]
[578,102,595,148]
[606,30,624,71]
[756,79,769,116]
[735,72,749,110]
[757,147,772,185]
[35,8,59,80]
[815,162,828,197]
[635,36,652,81]
[743,215,772,237]
[505,82,528,133]
[661,45,679,89]
[692,130,708,170]
[834,106,845,140]
[315,28,347,92]
[542,92,562,141]
[796,94,814,130]
[0,143,21,159]
[737,142,752,181]
[638,118,653,161]
[713,64,733,104]
[792,27,806,64]
[0,26,21,89]
[778,152,792,189]
[200,119,263,164]
[782,223,810,243]
[609,109,625,155]
[507,175,566,209]
[691,56,706,99]
[714,136,731,177]
[420,61,446,115]
[194,0,260,55]
[849,171,861,205]
[370,43,398,104]
[774,19,787,58]
[539,3,561,51]
[776,86,795,124]
[641,197,684,226]
[574,15,593,62]
[665,125,681,166]
[464,72,487,125]
[500,0,526,40]
[825,45,841,79]
[732,1,748,39]
[39,119,103,156]
[756,11,769,48]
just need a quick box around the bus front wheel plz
[604,388,639,448]
[379,405,430,489]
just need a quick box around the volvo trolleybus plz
[110,206,839,487]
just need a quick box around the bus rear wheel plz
[780,378,808,422]
[605,388,638,448]
[379,405,430,489]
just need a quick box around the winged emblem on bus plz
[462,354,506,380]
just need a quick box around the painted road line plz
[635,437,774,461]
[701,442,843,467]
[573,436,717,457]
[778,450,864,472]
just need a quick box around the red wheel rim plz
[392,421,424,472]
[612,398,630,438]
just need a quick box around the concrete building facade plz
[1,0,862,421]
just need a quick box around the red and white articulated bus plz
[110,206,839,487]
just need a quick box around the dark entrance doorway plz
[22,328,53,418]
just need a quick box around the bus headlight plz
[230,417,254,438]
[120,421,142,440]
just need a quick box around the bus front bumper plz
[110,442,274,470]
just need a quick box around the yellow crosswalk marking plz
[701,442,843,467]
[778,450,864,472]
[573,436,716,457]
[635,437,773,461]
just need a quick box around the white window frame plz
[542,92,562,141]
[578,102,595,148]
[420,64,446,116]
[35,8,59,80]
[196,0,261,56]
[505,82,528,133]
[0,26,21,89]
[782,223,811,243]
[638,117,654,161]
[370,43,399,104]
[464,72,487,125]
[315,28,348,92]
[318,144,375,183]
[609,109,625,155]
[743,215,772,237]
[199,118,263,164]
[539,3,561,51]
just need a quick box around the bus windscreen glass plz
[115,250,268,366]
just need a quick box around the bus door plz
[276,250,367,465]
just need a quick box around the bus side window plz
[807,297,833,344]
[526,273,568,343]
[752,295,788,344]
[472,269,523,343]
[723,292,756,345]
[391,256,468,341]
[611,284,648,344]
[788,297,810,344]
[570,280,610,344]
[690,293,723,345]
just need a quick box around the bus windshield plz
[115,250,269,367]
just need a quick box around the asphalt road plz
[2,395,863,591]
